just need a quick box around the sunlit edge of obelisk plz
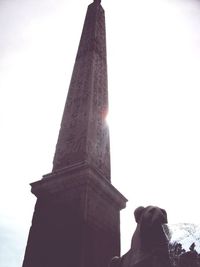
[22,1,127,267]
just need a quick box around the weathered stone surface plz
[23,167,126,267]
[52,2,110,180]
[22,2,127,267]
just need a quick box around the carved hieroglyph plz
[53,2,110,180]
[22,3,127,266]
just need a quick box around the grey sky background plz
[1,0,200,266]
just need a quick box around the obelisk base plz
[22,164,127,267]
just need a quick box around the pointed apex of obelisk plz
[22,2,127,266]
[93,0,101,4]
[52,0,110,180]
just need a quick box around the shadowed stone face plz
[52,1,110,180]
[94,0,101,4]
[110,206,170,267]
[22,2,127,267]
[132,206,168,250]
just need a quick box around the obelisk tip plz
[93,0,101,5]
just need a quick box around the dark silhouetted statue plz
[110,206,171,267]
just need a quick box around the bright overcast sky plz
[1,0,200,266]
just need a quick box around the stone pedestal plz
[22,164,127,267]
[22,2,127,266]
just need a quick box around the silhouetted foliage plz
[168,242,200,267]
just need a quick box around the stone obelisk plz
[22,1,127,267]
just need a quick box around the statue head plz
[132,206,168,250]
